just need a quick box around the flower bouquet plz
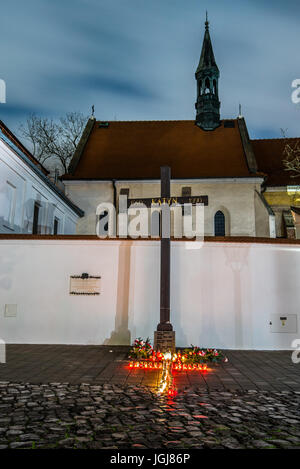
[180,345,226,364]
[128,337,153,361]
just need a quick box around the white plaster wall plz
[0,140,79,234]
[254,191,270,237]
[294,212,300,239]
[116,180,262,237]
[272,208,286,238]
[0,240,119,345]
[64,181,113,235]
[0,238,299,350]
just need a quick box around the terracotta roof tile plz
[252,137,300,186]
[65,119,257,180]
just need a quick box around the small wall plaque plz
[4,304,17,317]
[270,314,297,333]
[70,274,101,295]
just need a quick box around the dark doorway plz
[53,217,59,235]
[214,210,225,236]
[32,202,41,234]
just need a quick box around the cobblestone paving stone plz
[0,381,300,450]
[2,346,300,392]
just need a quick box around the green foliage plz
[128,339,228,365]
[181,346,226,364]
[128,337,153,360]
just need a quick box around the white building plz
[0,120,84,235]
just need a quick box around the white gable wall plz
[65,178,267,237]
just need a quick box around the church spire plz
[195,15,221,130]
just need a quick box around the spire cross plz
[205,11,209,29]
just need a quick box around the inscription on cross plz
[128,196,208,207]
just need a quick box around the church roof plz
[64,118,260,180]
[252,137,300,186]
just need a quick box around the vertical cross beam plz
[159,166,172,331]
[154,166,175,352]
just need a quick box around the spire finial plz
[205,11,209,29]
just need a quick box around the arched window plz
[214,211,225,236]
[213,79,217,95]
[205,77,210,94]
[199,80,202,95]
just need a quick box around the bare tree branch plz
[281,128,300,178]
[19,112,88,175]
[283,140,300,178]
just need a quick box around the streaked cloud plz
[0,0,299,139]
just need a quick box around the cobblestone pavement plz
[0,382,300,449]
[1,345,300,391]
[1,346,300,449]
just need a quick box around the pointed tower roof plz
[196,14,219,74]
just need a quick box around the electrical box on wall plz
[4,304,17,317]
[270,314,297,333]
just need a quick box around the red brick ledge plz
[0,234,300,245]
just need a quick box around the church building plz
[62,18,299,239]
[1,18,300,351]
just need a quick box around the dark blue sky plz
[0,0,299,139]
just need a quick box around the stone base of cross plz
[154,330,176,353]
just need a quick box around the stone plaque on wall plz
[4,304,17,317]
[70,274,101,295]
